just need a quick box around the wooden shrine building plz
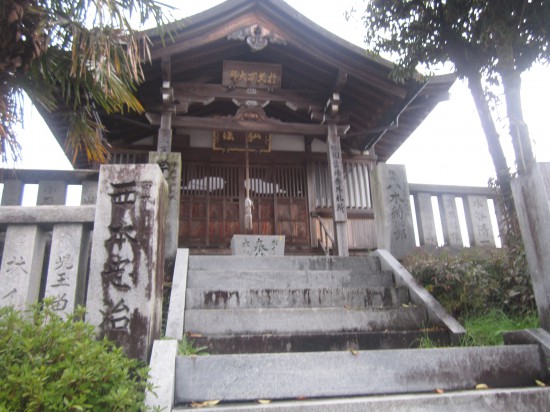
[45,0,455,255]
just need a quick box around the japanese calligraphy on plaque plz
[223,60,282,90]
[212,130,271,153]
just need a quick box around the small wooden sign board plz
[212,130,271,153]
[223,60,282,90]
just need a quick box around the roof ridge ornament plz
[228,24,287,52]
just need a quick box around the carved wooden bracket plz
[228,24,287,51]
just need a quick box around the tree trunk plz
[501,68,535,174]
[467,71,514,211]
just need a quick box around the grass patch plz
[179,335,209,356]
[460,309,539,346]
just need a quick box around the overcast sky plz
[13,0,550,188]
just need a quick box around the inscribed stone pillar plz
[37,180,67,205]
[370,164,415,259]
[438,194,463,247]
[0,225,46,310]
[149,152,181,277]
[326,123,349,257]
[414,193,438,247]
[511,163,550,331]
[86,164,168,361]
[464,195,495,246]
[44,224,90,317]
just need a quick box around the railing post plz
[463,195,495,246]
[0,225,47,310]
[86,164,168,361]
[43,224,90,317]
[371,164,415,259]
[148,152,181,279]
[1,180,23,205]
[414,193,438,247]
[438,194,463,247]
[37,180,67,205]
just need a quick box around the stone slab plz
[184,306,427,335]
[185,286,408,309]
[173,387,550,411]
[188,255,381,272]
[145,339,177,412]
[165,248,189,340]
[0,205,95,225]
[504,328,550,363]
[231,235,285,256]
[375,249,466,338]
[44,224,89,316]
[86,164,168,361]
[174,345,545,402]
[191,329,451,354]
[187,270,393,290]
[0,225,46,310]
[371,164,415,258]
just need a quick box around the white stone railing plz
[408,183,500,248]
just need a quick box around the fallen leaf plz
[434,388,444,394]
[536,380,547,387]
[297,396,308,400]
[475,383,489,390]
[257,399,271,404]
[190,400,220,408]
[344,304,351,310]
[349,349,359,356]
[188,333,203,338]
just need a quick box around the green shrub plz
[0,302,153,412]
[402,248,536,319]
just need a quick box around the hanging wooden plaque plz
[223,60,282,90]
[212,130,271,153]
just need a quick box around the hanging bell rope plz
[244,133,254,231]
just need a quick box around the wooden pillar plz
[327,123,349,256]
[157,112,173,153]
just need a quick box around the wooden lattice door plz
[179,161,309,247]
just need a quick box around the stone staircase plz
[149,249,550,411]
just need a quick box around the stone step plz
[187,270,394,290]
[188,255,381,272]
[173,345,546,403]
[189,329,451,354]
[184,306,428,335]
[173,387,550,411]
[185,286,409,310]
